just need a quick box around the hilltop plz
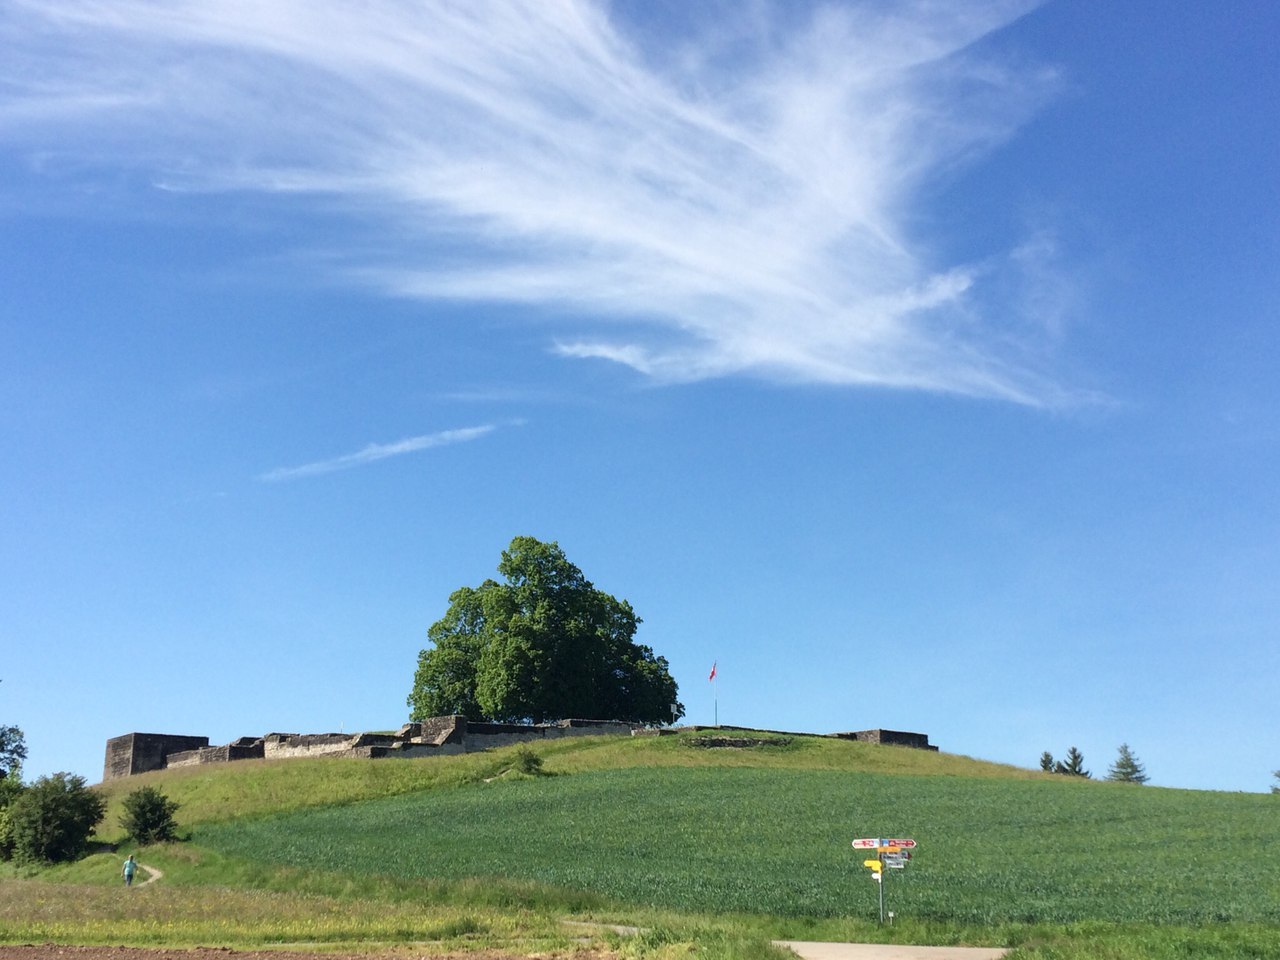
[5,729,1278,960]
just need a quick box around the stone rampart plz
[104,733,209,781]
[103,718,937,780]
[831,728,938,750]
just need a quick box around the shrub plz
[7,772,106,864]
[121,785,181,844]
[512,746,543,776]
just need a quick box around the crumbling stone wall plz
[103,718,937,780]
[832,728,938,750]
[401,715,467,746]
[263,733,361,760]
[167,737,265,769]
[104,733,210,780]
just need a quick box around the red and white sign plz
[851,838,881,849]
[883,838,917,849]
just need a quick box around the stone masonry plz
[103,717,936,781]
[103,716,637,780]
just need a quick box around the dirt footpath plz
[0,946,1006,960]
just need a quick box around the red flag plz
[708,661,717,681]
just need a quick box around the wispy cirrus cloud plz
[259,425,496,482]
[0,0,1073,404]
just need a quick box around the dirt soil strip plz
[776,942,1007,960]
[0,950,560,960]
[0,948,1006,960]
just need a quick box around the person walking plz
[122,854,138,887]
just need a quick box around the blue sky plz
[2,1,1276,793]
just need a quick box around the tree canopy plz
[408,537,683,725]
[6,772,106,864]
[0,724,24,781]
[121,785,182,844]
[1,681,26,781]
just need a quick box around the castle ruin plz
[103,717,936,781]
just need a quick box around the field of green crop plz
[198,763,1280,925]
[7,733,1279,959]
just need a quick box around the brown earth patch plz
[0,949,611,960]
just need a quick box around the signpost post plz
[851,837,917,923]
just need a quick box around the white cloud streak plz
[0,0,1073,403]
[259,425,496,482]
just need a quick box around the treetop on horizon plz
[408,536,683,726]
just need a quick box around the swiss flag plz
[708,661,717,681]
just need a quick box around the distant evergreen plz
[1106,743,1149,784]
[1055,746,1091,778]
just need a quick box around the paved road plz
[776,941,1007,960]
[563,923,1007,959]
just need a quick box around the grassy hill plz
[5,730,1279,959]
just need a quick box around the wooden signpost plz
[851,837,918,922]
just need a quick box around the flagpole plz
[709,661,718,727]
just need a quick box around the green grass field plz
[195,764,1280,924]
[3,730,1278,959]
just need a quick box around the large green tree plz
[409,537,683,725]
[0,725,24,781]
[7,772,106,864]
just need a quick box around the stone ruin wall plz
[104,733,210,781]
[104,716,642,781]
[834,728,939,751]
[651,725,938,751]
[103,718,936,781]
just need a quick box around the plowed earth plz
[0,949,606,960]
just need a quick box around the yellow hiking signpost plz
[851,837,917,923]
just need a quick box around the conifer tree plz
[1055,746,1091,778]
[1105,743,1149,784]
[1039,751,1056,772]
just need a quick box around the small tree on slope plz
[1105,743,1149,784]
[1056,746,1091,778]
[121,786,181,844]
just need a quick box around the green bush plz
[7,771,106,864]
[121,785,181,844]
[512,746,543,775]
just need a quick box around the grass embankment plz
[3,731,1278,960]
[89,731,1032,832]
